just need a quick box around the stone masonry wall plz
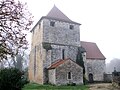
[86,59,105,81]
[29,44,44,84]
[42,18,80,46]
[43,44,79,83]
[29,17,81,84]
[31,21,43,49]
[48,69,56,84]
[55,59,83,85]
[43,44,79,69]
[29,20,44,84]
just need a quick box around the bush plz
[0,68,29,90]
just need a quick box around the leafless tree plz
[0,0,33,64]
[106,58,120,73]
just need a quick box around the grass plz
[22,83,89,90]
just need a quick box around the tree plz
[0,0,33,62]
[0,68,29,90]
[106,58,120,73]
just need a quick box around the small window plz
[69,25,74,29]
[62,49,65,60]
[67,72,72,80]
[50,21,55,27]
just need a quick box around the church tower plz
[29,5,81,84]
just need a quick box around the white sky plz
[21,0,120,63]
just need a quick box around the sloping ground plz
[88,83,119,90]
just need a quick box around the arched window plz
[67,72,72,80]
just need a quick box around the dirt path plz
[88,83,119,90]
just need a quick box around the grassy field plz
[22,83,89,90]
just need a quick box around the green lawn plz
[22,83,89,90]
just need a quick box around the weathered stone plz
[85,59,105,81]
[48,59,83,85]
[28,6,106,85]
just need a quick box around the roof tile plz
[81,41,106,60]
[46,5,80,25]
[48,58,72,69]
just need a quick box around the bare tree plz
[106,58,120,73]
[0,0,33,63]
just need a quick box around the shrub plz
[0,68,29,90]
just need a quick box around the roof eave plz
[43,16,81,25]
[86,58,106,60]
[30,16,81,32]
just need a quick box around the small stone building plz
[28,5,106,85]
[48,58,83,85]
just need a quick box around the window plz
[62,49,65,59]
[69,25,74,29]
[50,21,55,27]
[67,72,72,80]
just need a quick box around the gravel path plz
[88,83,119,90]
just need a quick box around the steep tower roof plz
[47,5,72,22]
[31,5,80,32]
[45,5,80,25]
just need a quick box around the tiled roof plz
[48,58,82,69]
[47,5,71,22]
[48,59,68,69]
[45,5,80,25]
[31,5,80,32]
[81,41,106,60]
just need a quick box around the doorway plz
[89,73,94,83]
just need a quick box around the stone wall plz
[42,43,79,68]
[51,44,78,63]
[29,44,45,84]
[86,59,105,81]
[31,21,43,50]
[48,69,56,84]
[55,59,83,85]
[29,17,81,84]
[42,18,80,46]
[42,44,79,83]
[112,72,120,88]
[29,20,43,83]
[29,19,46,84]
[112,76,120,88]
[104,74,112,82]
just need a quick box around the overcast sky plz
[21,0,120,63]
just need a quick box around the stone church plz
[28,5,106,85]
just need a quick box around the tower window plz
[62,49,65,60]
[67,72,72,80]
[50,21,55,27]
[69,25,74,29]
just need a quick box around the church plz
[28,5,106,85]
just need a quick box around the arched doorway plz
[89,73,94,83]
